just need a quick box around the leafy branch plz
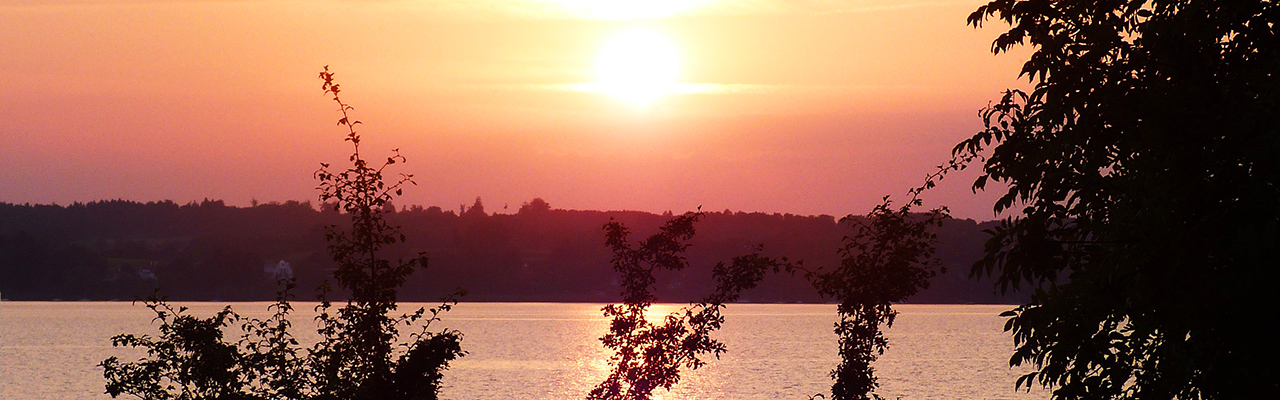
[589,212,792,400]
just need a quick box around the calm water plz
[1,302,1046,399]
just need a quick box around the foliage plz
[961,0,1280,398]
[518,197,552,215]
[805,197,947,400]
[100,287,301,400]
[308,65,464,400]
[589,212,790,400]
[101,67,463,400]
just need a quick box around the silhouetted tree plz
[518,198,551,215]
[100,286,304,399]
[462,197,486,218]
[589,212,789,400]
[959,1,1280,398]
[100,67,462,400]
[308,65,463,400]
[803,197,946,400]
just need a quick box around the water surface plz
[1,302,1045,399]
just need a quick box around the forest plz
[0,198,1013,304]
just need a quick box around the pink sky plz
[1,0,1028,220]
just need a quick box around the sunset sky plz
[1,0,1029,220]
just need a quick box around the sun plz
[593,29,681,107]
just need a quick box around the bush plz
[101,67,463,400]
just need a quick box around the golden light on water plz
[643,304,685,322]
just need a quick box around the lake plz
[1,302,1046,399]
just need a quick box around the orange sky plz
[1,0,1028,220]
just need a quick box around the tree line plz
[0,198,1011,304]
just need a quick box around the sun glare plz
[593,29,681,107]
[544,0,712,20]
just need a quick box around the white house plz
[263,260,293,280]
